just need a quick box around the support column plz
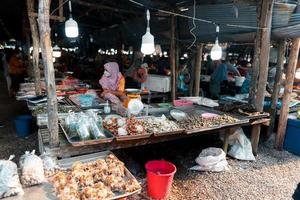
[38,0,59,147]
[170,14,176,101]
[249,0,274,155]
[194,43,203,96]
[27,0,42,95]
[276,38,300,150]
[267,40,286,138]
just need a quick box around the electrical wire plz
[187,0,197,49]
[50,0,69,16]
[128,0,269,30]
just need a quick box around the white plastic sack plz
[228,128,255,161]
[0,155,24,198]
[20,150,45,186]
[190,147,229,172]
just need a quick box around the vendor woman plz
[99,62,127,104]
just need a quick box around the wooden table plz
[39,116,268,158]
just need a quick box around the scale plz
[123,88,144,115]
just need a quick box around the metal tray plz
[57,151,142,200]
[60,124,115,146]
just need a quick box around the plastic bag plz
[40,152,60,177]
[65,111,77,134]
[228,128,255,161]
[0,155,24,198]
[20,150,45,186]
[88,119,105,139]
[190,147,229,172]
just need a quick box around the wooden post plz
[276,38,300,150]
[170,14,176,101]
[189,53,195,96]
[194,43,203,96]
[27,0,42,96]
[267,40,286,137]
[250,0,274,111]
[249,0,274,155]
[38,0,59,147]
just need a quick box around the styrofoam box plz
[145,75,171,93]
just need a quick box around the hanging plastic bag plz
[227,128,255,161]
[190,147,229,172]
[0,155,24,198]
[20,150,45,186]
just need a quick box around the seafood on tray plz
[50,154,141,200]
[103,117,147,136]
[139,115,181,134]
[178,114,239,130]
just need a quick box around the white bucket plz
[235,76,245,87]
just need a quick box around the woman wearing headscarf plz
[99,62,126,104]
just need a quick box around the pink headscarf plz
[99,62,122,91]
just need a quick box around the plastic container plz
[14,115,32,138]
[145,160,176,199]
[283,116,300,155]
[79,94,94,107]
[235,76,245,87]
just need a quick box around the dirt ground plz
[0,78,299,200]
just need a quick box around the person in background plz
[209,60,228,99]
[226,59,241,76]
[206,55,213,75]
[99,62,127,105]
[156,56,171,75]
[1,50,11,95]
[8,50,26,96]
[125,51,144,88]
[240,63,253,94]
[178,62,190,94]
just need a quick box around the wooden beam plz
[194,43,203,96]
[71,0,141,15]
[267,40,286,138]
[29,12,65,21]
[38,0,59,147]
[27,0,42,95]
[58,0,64,22]
[276,38,300,150]
[170,14,176,101]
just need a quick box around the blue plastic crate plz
[283,116,300,156]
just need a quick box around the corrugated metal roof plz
[184,2,299,42]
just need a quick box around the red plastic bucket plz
[145,160,177,199]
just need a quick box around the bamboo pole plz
[276,38,300,150]
[170,14,176,101]
[267,40,286,138]
[194,43,203,96]
[27,0,42,96]
[38,0,59,147]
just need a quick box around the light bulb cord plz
[68,0,73,18]
[146,9,150,28]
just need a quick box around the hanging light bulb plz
[295,68,300,79]
[141,9,155,55]
[52,44,61,58]
[210,25,222,60]
[65,1,78,38]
